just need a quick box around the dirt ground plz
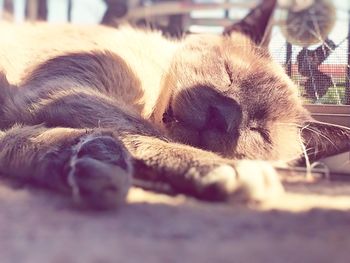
[1,175,350,263]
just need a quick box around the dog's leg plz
[0,125,132,209]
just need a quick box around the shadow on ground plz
[0,177,350,263]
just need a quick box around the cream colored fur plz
[0,3,347,209]
[0,23,176,118]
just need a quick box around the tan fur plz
[0,1,347,209]
[0,23,176,118]
[0,23,308,160]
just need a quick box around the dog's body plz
[0,0,348,209]
[0,23,175,119]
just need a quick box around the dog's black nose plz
[172,85,242,133]
[205,97,242,133]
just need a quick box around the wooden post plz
[67,0,72,22]
[2,0,14,20]
[286,42,292,77]
[37,0,47,20]
[26,0,47,21]
[26,0,38,21]
[224,0,229,20]
[345,10,350,105]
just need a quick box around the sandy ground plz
[1,175,350,263]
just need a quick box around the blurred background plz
[0,0,349,106]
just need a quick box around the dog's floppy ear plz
[223,0,277,47]
[301,121,350,162]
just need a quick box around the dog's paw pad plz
[68,135,132,210]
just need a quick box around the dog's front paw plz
[68,134,133,209]
[195,160,283,203]
[232,160,284,202]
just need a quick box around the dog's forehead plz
[185,33,222,45]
